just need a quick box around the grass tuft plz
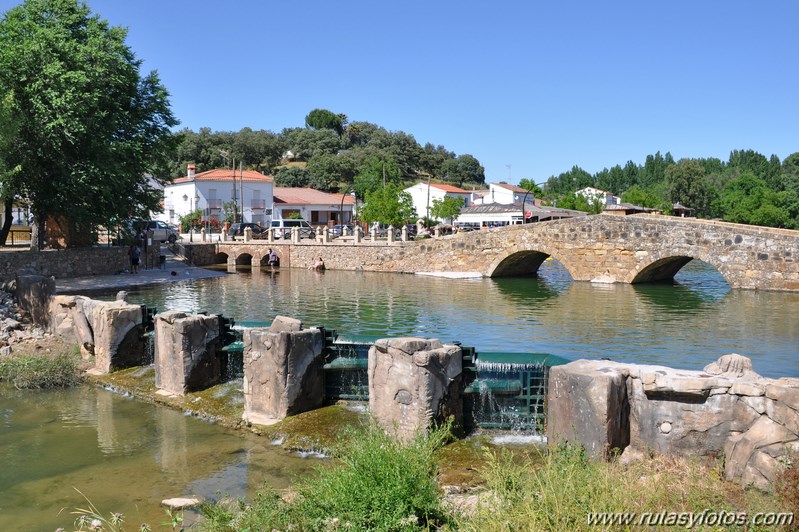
[199,421,452,531]
[0,351,83,389]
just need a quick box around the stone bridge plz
[207,214,799,291]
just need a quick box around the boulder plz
[368,337,462,440]
[242,327,324,425]
[14,273,55,327]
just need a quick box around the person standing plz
[267,248,279,272]
[128,243,141,274]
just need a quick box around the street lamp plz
[521,181,547,224]
[339,187,354,226]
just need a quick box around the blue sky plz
[2,0,797,184]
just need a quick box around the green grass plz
[0,351,83,389]
[455,444,786,532]
[199,422,452,531]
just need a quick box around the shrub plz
[776,453,799,516]
[0,352,83,389]
[200,421,451,531]
[458,444,738,532]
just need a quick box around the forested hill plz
[167,108,486,192]
[168,108,798,230]
[540,150,799,229]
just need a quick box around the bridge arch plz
[213,252,229,264]
[234,252,253,267]
[630,250,733,286]
[486,245,577,279]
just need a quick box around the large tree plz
[305,108,347,138]
[0,91,20,245]
[0,0,178,249]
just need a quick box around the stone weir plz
[548,355,799,490]
[20,269,795,490]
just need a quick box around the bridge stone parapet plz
[206,215,799,291]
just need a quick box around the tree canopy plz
[0,0,178,248]
[430,195,464,223]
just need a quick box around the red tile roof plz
[274,187,355,205]
[173,168,273,183]
[430,183,470,193]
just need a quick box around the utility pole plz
[231,158,238,223]
[239,161,244,223]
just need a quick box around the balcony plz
[251,199,266,210]
[207,198,223,209]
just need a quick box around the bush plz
[200,422,451,531]
[776,453,799,516]
[0,352,83,389]
[457,444,736,532]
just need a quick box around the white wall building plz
[403,182,472,221]
[472,183,528,205]
[576,187,620,207]
[273,188,355,225]
[158,164,274,226]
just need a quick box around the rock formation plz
[548,354,799,489]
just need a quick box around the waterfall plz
[467,356,549,432]
[143,330,155,365]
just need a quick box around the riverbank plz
[55,249,225,294]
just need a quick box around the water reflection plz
[101,262,798,378]
[0,385,321,531]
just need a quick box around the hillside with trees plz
[168,108,486,193]
[538,150,799,229]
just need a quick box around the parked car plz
[229,223,267,238]
[131,219,180,244]
[329,224,354,237]
[270,219,315,239]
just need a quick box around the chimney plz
[187,164,196,180]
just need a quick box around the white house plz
[273,188,355,225]
[403,182,472,221]
[158,164,274,226]
[455,202,587,228]
[576,187,620,207]
[473,183,536,206]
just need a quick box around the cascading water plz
[143,331,155,365]
[322,336,370,402]
[464,352,567,433]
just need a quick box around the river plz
[123,259,796,378]
[1,259,796,529]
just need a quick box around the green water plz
[120,259,797,378]
[4,259,796,529]
[0,384,320,531]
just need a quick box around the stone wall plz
[0,247,130,282]
[208,215,799,291]
[548,354,799,489]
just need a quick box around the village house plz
[273,187,355,226]
[158,164,274,226]
[403,182,472,221]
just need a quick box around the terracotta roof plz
[173,168,273,183]
[430,183,470,193]
[494,183,527,193]
[274,187,355,205]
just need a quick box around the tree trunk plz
[0,197,12,246]
[30,211,44,251]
